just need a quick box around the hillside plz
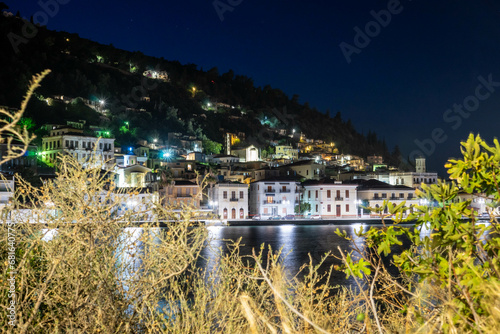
[0,12,396,162]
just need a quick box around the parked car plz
[252,214,261,220]
[284,214,296,220]
[310,215,322,220]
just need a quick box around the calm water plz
[198,223,417,288]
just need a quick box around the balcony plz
[265,188,276,193]
[280,189,291,193]
[335,197,344,201]
[263,200,282,205]
[229,197,239,202]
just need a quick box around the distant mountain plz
[0,13,395,163]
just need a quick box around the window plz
[223,191,227,199]
[231,208,236,219]
[336,190,341,199]
[99,143,103,149]
[346,204,350,212]
[231,191,236,199]
[223,208,228,219]
[240,191,244,199]
[315,204,318,212]
[267,196,273,204]
[315,190,318,199]
[239,208,244,219]
[381,193,387,199]
[267,186,273,192]
[308,190,311,199]
[306,170,309,175]
[345,190,349,199]
[327,204,331,212]
[399,193,404,199]
[83,142,86,148]
[282,208,287,214]
[327,190,331,198]
[264,208,268,214]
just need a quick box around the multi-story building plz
[278,160,325,180]
[249,178,301,218]
[302,179,358,218]
[350,179,419,217]
[209,181,248,220]
[41,126,115,169]
[275,145,299,160]
[161,180,200,209]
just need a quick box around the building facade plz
[302,180,358,218]
[210,182,248,220]
[249,178,301,218]
[41,126,115,169]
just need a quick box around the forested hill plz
[0,11,397,163]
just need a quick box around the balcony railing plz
[335,197,344,201]
[265,188,276,193]
[263,200,282,205]
[229,198,239,202]
[280,189,291,193]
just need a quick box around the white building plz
[210,182,248,220]
[41,126,115,170]
[302,179,358,218]
[231,145,259,162]
[352,179,419,217]
[249,178,301,219]
[0,175,14,209]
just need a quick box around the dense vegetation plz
[0,10,396,162]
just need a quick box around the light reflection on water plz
[198,224,396,288]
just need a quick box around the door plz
[336,205,341,217]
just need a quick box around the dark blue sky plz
[5,0,500,176]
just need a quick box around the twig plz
[252,249,331,334]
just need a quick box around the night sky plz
[5,0,500,176]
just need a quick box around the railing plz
[265,188,276,193]
[263,200,282,205]
[280,189,291,193]
[335,197,344,201]
[230,198,239,202]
